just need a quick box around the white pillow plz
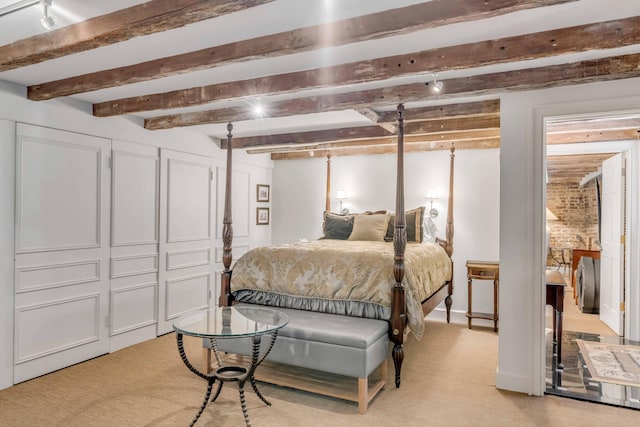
[423,216,438,243]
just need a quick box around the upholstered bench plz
[203,304,389,414]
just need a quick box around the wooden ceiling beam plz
[144,52,640,130]
[270,138,500,160]
[249,129,500,155]
[355,108,397,134]
[375,99,500,123]
[547,153,617,184]
[0,0,275,72]
[405,115,499,134]
[226,115,498,149]
[25,0,577,101]
[95,13,636,117]
[548,156,610,166]
[546,129,639,144]
[549,154,617,164]
[547,117,640,133]
[228,126,393,149]
[548,165,604,173]
[260,124,625,158]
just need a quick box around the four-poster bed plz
[217,104,455,391]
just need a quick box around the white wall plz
[0,119,15,389]
[272,148,501,323]
[0,80,274,390]
[272,158,327,243]
[497,77,640,396]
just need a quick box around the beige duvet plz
[230,240,452,338]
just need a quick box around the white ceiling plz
[1,0,640,139]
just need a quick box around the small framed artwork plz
[256,207,270,225]
[257,184,270,202]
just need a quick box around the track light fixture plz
[0,0,38,17]
[431,73,443,92]
[0,0,55,30]
[40,0,55,30]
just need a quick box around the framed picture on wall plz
[256,207,270,225]
[257,184,270,202]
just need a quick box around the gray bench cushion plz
[208,304,389,378]
[264,306,388,348]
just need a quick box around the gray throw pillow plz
[322,211,354,239]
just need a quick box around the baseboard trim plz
[427,307,498,330]
[495,369,536,395]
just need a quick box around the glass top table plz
[174,305,288,338]
[173,306,289,427]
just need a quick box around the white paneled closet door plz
[109,141,159,351]
[158,149,214,334]
[600,152,626,335]
[14,124,111,383]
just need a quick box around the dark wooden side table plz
[546,269,566,384]
[465,260,499,332]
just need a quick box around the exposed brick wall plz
[546,179,600,266]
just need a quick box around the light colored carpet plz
[0,320,637,426]
[560,282,616,337]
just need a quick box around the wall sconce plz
[336,190,349,214]
[425,190,438,218]
[546,207,558,221]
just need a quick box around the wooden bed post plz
[445,144,455,258]
[219,122,234,307]
[444,144,455,318]
[434,144,456,321]
[326,154,332,211]
[391,103,407,388]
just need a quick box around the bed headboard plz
[322,110,455,259]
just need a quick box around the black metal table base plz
[176,331,278,426]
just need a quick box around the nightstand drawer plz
[467,267,498,280]
[465,261,499,280]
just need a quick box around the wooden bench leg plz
[380,359,388,387]
[357,361,388,414]
[358,377,368,414]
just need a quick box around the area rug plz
[577,340,640,387]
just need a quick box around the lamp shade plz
[546,207,558,221]
[336,190,347,200]
[425,189,438,200]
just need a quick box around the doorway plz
[543,111,640,408]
